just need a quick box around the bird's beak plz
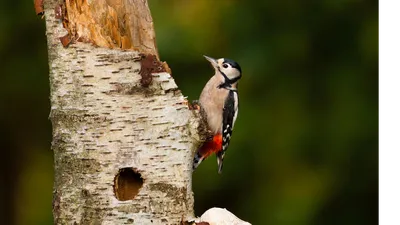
[203,55,218,69]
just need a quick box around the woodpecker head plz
[204,55,242,83]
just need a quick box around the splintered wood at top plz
[59,0,158,57]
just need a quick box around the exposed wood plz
[61,0,159,56]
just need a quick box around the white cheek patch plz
[226,68,239,80]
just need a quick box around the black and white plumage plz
[193,55,242,174]
[217,89,238,172]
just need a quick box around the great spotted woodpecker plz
[193,55,242,174]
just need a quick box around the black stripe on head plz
[223,58,242,74]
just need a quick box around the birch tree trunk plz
[43,0,202,224]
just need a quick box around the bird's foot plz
[188,100,201,110]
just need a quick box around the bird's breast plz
[199,76,227,134]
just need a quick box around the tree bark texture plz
[44,0,201,224]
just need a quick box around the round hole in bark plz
[114,168,143,201]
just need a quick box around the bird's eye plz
[222,63,229,68]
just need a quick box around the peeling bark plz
[44,0,201,224]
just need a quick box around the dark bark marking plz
[139,54,167,87]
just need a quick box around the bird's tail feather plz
[193,151,204,170]
[216,151,224,174]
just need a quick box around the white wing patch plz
[232,91,239,129]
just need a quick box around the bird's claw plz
[189,100,201,110]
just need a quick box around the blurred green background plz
[0,0,377,224]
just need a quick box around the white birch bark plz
[48,44,199,224]
[44,0,200,224]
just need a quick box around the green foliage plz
[1,0,377,224]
